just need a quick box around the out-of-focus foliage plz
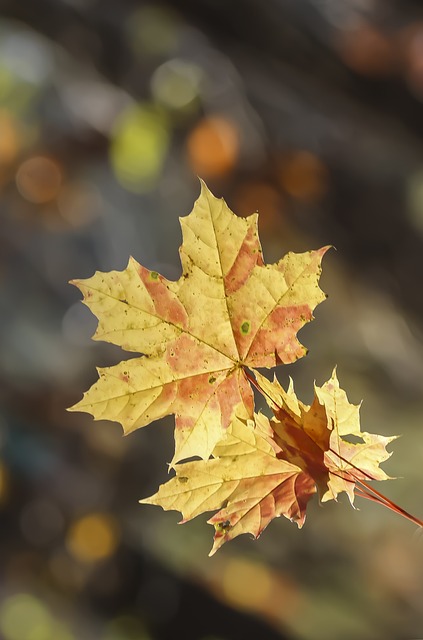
[0,1,423,639]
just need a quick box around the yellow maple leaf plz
[141,370,399,554]
[69,181,328,464]
[140,415,316,555]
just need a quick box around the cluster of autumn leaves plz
[69,182,395,554]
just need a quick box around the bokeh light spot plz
[336,24,396,77]
[186,116,239,177]
[0,593,54,640]
[0,66,15,102]
[110,104,169,193]
[0,110,20,167]
[233,181,282,231]
[16,156,62,203]
[151,59,202,112]
[66,512,120,564]
[279,151,328,202]
[0,30,53,85]
[221,558,272,610]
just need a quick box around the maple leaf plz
[68,179,422,553]
[254,369,397,504]
[140,415,316,555]
[142,370,397,554]
[69,181,328,464]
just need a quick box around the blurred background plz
[0,0,423,638]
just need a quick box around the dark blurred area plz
[0,1,423,639]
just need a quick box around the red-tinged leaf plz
[69,181,328,463]
[141,416,316,555]
[254,369,397,503]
